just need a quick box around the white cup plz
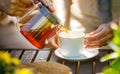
[58,30,85,57]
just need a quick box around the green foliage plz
[101,23,120,74]
[111,58,120,71]
[112,27,120,47]
[102,67,119,74]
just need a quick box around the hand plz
[85,23,113,48]
[0,0,54,17]
[33,0,55,12]
[0,0,33,17]
[49,34,59,49]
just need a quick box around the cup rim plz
[58,30,85,38]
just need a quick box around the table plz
[0,48,112,74]
[0,16,113,74]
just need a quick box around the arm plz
[0,0,54,17]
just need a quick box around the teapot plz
[17,2,63,49]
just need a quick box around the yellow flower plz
[0,51,11,64]
[15,68,33,74]
[11,58,20,66]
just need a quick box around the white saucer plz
[54,48,99,61]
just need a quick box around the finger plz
[49,35,59,48]
[85,33,113,48]
[33,0,39,4]
[87,33,112,46]
[86,25,103,37]
[40,0,55,12]
[31,0,55,12]
[86,26,110,41]
[85,27,103,41]
[86,34,112,48]
[85,31,111,44]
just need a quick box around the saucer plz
[54,48,99,61]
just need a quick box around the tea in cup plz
[58,31,85,57]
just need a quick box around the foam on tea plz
[59,31,84,38]
[58,31,85,57]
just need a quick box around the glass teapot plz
[17,2,63,49]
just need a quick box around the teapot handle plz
[31,0,55,12]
